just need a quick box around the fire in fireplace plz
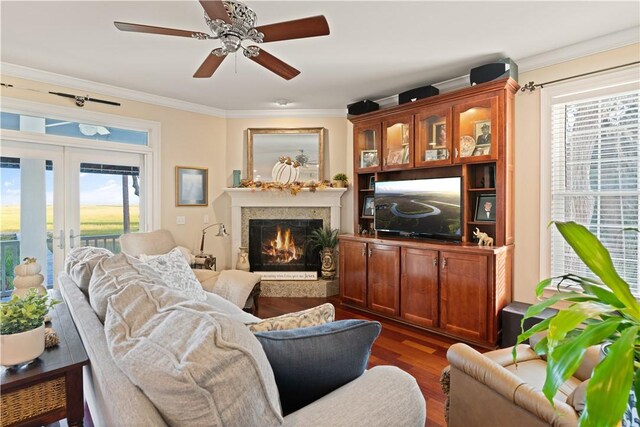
[262,226,302,264]
[249,219,322,273]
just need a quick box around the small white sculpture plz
[13,257,46,297]
[473,228,494,247]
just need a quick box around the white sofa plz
[58,264,426,426]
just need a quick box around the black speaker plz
[398,85,439,104]
[470,58,518,86]
[347,99,379,116]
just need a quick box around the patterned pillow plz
[105,282,283,426]
[140,247,206,301]
[247,303,335,332]
[89,253,166,322]
[64,246,113,294]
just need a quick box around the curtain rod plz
[0,82,121,107]
[520,61,640,92]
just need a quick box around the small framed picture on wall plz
[176,166,208,206]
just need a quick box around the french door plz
[1,140,145,294]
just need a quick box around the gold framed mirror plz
[247,128,325,182]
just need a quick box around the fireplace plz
[249,219,323,274]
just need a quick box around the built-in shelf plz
[468,187,496,192]
[468,221,496,226]
[360,188,374,192]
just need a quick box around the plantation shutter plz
[550,87,639,294]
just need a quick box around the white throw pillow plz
[105,283,283,426]
[140,247,206,301]
[64,246,114,294]
[210,270,261,309]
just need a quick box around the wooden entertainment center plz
[340,78,519,348]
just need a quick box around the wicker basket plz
[0,376,66,426]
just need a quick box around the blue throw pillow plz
[254,319,381,414]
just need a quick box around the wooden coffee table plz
[1,291,89,427]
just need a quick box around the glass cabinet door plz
[382,114,413,170]
[355,121,382,173]
[453,96,499,163]
[415,108,452,167]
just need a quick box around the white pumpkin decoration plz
[271,156,301,184]
[12,257,46,297]
[14,257,41,276]
[13,275,45,289]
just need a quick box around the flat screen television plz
[374,177,462,240]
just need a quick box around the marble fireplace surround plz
[224,188,347,268]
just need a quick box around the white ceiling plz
[1,1,639,111]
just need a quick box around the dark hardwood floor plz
[256,296,472,427]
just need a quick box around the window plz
[542,67,639,295]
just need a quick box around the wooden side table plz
[193,253,216,271]
[0,291,89,427]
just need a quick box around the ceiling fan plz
[114,0,330,80]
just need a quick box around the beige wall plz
[0,75,227,261]
[2,42,637,290]
[513,43,640,303]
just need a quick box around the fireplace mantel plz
[224,188,347,266]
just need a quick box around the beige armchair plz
[442,340,600,427]
[119,229,260,313]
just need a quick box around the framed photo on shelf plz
[431,120,446,147]
[369,175,376,189]
[176,166,208,206]
[472,145,491,156]
[362,196,375,217]
[474,194,496,222]
[437,148,449,159]
[386,149,403,165]
[425,149,438,161]
[474,120,491,146]
[360,150,379,168]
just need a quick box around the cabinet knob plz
[442,258,447,268]
[368,248,372,257]
[362,248,366,257]
[432,257,437,266]
[454,148,459,158]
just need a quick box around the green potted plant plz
[0,289,59,366]
[515,221,639,426]
[306,227,340,279]
[332,173,348,188]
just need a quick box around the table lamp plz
[200,223,228,254]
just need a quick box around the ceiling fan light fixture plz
[275,99,290,107]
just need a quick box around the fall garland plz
[239,179,344,196]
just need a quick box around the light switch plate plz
[176,216,186,225]
[203,214,209,224]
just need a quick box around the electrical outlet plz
[203,214,209,224]
[176,216,186,225]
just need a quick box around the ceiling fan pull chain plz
[235,51,237,75]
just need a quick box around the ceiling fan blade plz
[248,47,300,80]
[193,51,227,78]
[256,15,330,43]
[114,22,209,39]
[199,0,231,24]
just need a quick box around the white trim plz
[518,27,639,73]
[0,97,162,230]
[2,27,638,115]
[1,63,226,118]
[225,109,347,119]
[538,65,640,281]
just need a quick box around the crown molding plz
[225,109,346,119]
[371,26,640,104]
[2,26,638,116]
[517,26,639,73]
[0,62,227,117]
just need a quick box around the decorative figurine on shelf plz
[13,257,46,297]
[473,227,494,247]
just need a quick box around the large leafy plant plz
[515,221,639,427]
[0,289,60,335]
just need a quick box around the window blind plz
[550,89,639,294]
